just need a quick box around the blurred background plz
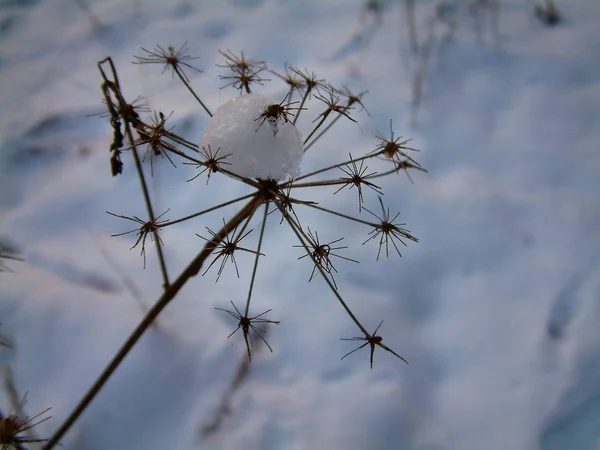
[1,0,599,449]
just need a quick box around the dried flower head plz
[107,209,170,268]
[0,395,51,449]
[362,197,418,260]
[218,49,270,94]
[215,301,280,362]
[341,320,408,369]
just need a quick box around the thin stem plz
[366,161,426,180]
[173,65,213,117]
[287,179,350,189]
[285,84,295,103]
[282,152,381,186]
[232,200,258,243]
[160,193,256,228]
[167,146,258,188]
[303,113,343,152]
[98,59,173,290]
[123,117,170,289]
[161,145,202,165]
[303,203,375,228]
[42,196,262,449]
[164,130,200,152]
[303,115,327,146]
[278,203,368,336]
[244,203,269,316]
[292,88,310,125]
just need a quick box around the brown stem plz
[278,204,368,336]
[42,196,262,449]
[173,65,213,117]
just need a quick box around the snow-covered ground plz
[1,0,599,449]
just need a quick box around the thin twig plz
[42,196,262,449]
[278,204,368,336]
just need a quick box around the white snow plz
[201,93,303,180]
[0,0,600,449]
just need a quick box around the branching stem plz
[279,204,368,336]
[42,196,262,449]
[244,203,269,316]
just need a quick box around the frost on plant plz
[201,93,304,180]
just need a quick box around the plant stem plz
[303,113,342,152]
[279,205,368,336]
[303,203,375,228]
[284,152,381,186]
[244,203,269,316]
[174,66,213,117]
[123,121,171,290]
[42,196,262,449]
[303,114,327,146]
[160,193,256,228]
[292,88,310,125]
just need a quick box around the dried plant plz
[0,394,51,450]
[42,44,426,448]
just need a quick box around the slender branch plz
[124,113,170,289]
[292,88,310,125]
[302,115,327,146]
[287,179,351,189]
[164,130,200,152]
[282,151,382,186]
[365,161,427,180]
[278,203,368,335]
[244,203,269,316]
[303,113,343,152]
[173,65,213,117]
[99,58,171,289]
[42,196,262,449]
[303,203,375,228]
[160,193,256,228]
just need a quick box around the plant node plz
[196,219,262,282]
[334,153,383,211]
[341,320,408,369]
[256,178,281,202]
[185,145,232,184]
[294,228,358,289]
[254,99,303,133]
[107,210,170,268]
[215,301,280,362]
[362,197,417,260]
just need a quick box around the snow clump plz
[201,94,304,180]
